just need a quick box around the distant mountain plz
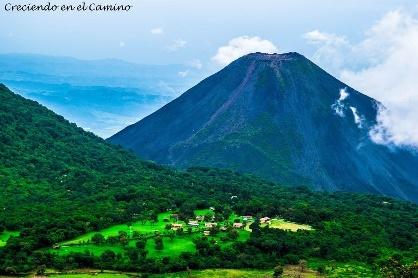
[1,83,418,275]
[0,53,205,137]
[109,52,418,203]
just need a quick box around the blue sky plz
[0,0,415,64]
[1,0,418,146]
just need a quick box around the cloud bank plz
[305,10,418,148]
[212,36,279,66]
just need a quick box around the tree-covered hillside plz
[0,84,417,276]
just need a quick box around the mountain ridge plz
[109,52,418,203]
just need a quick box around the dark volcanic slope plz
[109,52,418,203]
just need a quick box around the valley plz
[46,209,311,259]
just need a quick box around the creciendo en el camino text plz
[4,1,133,12]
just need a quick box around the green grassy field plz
[40,263,381,278]
[40,263,378,278]
[43,269,273,278]
[0,231,19,247]
[42,260,376,278]
[48,273,131,278]
[238,217,313,232]
[52,244,124,257]
[52,230,250,258]
[145,236,196,258]
[268,218,313,232]
[62,212,178,245]
[44,267,319,278]
[151,269,274,277]
[49,209,309,260]
[308,259,379,277]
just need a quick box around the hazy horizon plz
[2,0,418,146]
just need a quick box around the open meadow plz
[42,266,323,278]
[48,209,310,259]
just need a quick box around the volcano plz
[109,52,418,203]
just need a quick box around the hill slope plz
[0,83,281,270]
[0,83,271,230]
[0,84,417,274]
[109,52,418,203]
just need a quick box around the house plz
[203,230,210,236]
[52,244,61,249]
[242,216,253,221]
[209,207,215,211]
[260,217,271,224]
[220,226,227,231]
[205,222,217,228]
[233,223,244,228]
[196,215,205,221]
[171,223,183,231]
[188,220,199,227]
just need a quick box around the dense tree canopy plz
[0,85,417,275]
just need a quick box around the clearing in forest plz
[48,209,311,259]
[0,231,19,247]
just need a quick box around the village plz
[46,207,312,260]
[168,208,274,237]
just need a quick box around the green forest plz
[0,84,417,277]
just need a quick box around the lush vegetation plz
[48,274,131,278]
[0,231,19,247]
[0,85,417,277]
[48,209,310,260]
[44,269,272,278]
[46,209,258,259]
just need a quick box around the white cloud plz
[350,106,365,129]
[212,36,279,66]
[166,39,187,52]
[304,30,347,45]
[119,41,125,48]
[150,27,164,35]
[306,10,418,148]
[303,30,350,73]
[187,59,202,69]
[178,70,189,78]
[331,88,349,117]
